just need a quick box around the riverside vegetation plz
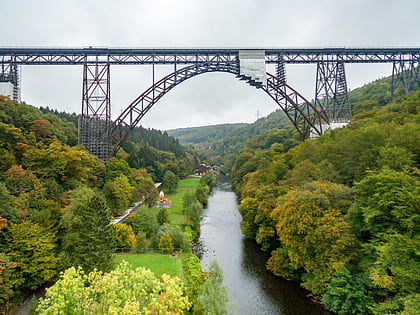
[170,75,420,314]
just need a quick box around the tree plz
[349,168,419,240]
[0,253,16,312]
[113,223,136,249]
[321,265,373,315]
[193,260,230,315]
[271,181,356,293]
[60,186,114,273]
[104,157,134,183]
[129,205,158,238]
[238,197,259,239]
[132,168,157,207]
[37,261,191,314]
[158,233,174,253]
[103,174,133,216]
[5,221,60,299]
[0,183,18,223]
[163,170,178,193]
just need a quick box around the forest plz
[0,70,419,314]
[0,97,221,313]
[229,79,420,314]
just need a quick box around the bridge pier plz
[391,58,420,99]
[0,59,20,102]
[314,59,351,125]
[78,59,112,161]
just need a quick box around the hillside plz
[167,73,416,171]
[36,106,198,181]
[168,109,297,169]
[231,79,420,315]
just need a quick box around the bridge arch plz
[107,61,329,159]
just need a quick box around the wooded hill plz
[230,76,420,314]
[168,74,416,171]
[0,97,201,310]
[167,109,299,170]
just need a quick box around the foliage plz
[3,221,60,300]
[230,84,420,313]
[0,182,18,223]
[151,224,191,252]
[163,170,178,193]
[193,260,230,315]
[321,265,373,315]
[0,253,16,312]
[182,253,206,302]
[132,168,158,206]
[158,233,175,253]
[61,186,114,273]
[37,261,191,314]
[271,182,356,285]
[349,168,419,239]
[113,223,136,249]
[103,174,133,215]
[128,205,159,238]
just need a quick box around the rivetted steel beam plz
[391,58,420,98]
[0,47,419,65]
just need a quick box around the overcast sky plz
[1,0,419,130]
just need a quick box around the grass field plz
[113,253,183,277]
[165,176,202,225]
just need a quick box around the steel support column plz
[276,54,287,83]
[314,60,351,123]
[391,57,420,99]
[0,59,20,101]
[78,58,112,161]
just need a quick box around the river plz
[198,183,331,315]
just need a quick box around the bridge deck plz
[1,47,419,65]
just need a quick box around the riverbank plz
[199,183,331,315]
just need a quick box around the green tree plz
[0,183,18,223]
[61,186,114,273]
[193,260,230,315]
[158,233,174,253]
[271,182,356,293]
[104,157,134,183]
[0,253,16,312]
[132,168,157,207]
[238,197,259,239]
[113,223,136,249]
[103,174,133,216]
[5,221,60,299]
[163,170,178,193]
[321,265,373,315]
[349,168,419,240]
[129,205,158,238]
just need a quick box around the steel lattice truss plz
[0,47,419,64]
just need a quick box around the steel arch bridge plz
[107,60,327,158]
[1,47,419,161]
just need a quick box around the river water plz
[198,183,331,315]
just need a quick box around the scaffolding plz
[78,117,112,161]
